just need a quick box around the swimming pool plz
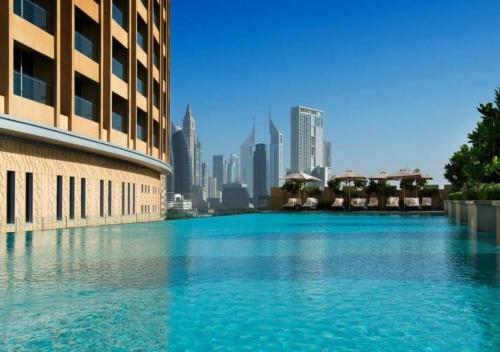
[1,213,499,351]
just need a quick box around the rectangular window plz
[81,178,87,219]
[57,176,63,220]
[99,179,104,217]
[108,181,112,216]
[127,183,131,215]
[7,171,15,224]
[133,184,136,214]
[69,177,75,220]
[122,182,125,215]
[25,172,33,223]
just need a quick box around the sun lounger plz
[422,197,432,208]
[386,197,400,210]
[368,197,378,208]
[283,198,298,209]
[302,197,318,210]
[404,197,420,210]
[351,198,366,210]
[331,198,344,210]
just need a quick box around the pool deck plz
[272,210,445,215]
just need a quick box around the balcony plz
[112,112,127,133]
[75,95,97,121]
[14,70,52,106]
[75,31,97,61]
[137,31,147,52]
[137,78,146,97]
[14,0,52,34]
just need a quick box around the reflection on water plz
[0,214,499,351]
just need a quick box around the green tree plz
[282,181,302,195]
[366,180,378,195]
[303,186,321,197]
[444,144,473,189]
[353,179,367,189]
[327,179,341,195]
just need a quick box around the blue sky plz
[170,0,500,185]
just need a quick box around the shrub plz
[303,186,321,196]
[478,183,500,200]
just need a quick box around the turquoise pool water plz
[0,213,499,351]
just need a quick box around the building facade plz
[269,117,284,188]
[212,154,224,192]
[0,0,172,233]
[240,120,255,195]
[182,104,197,186]
[290,106,324,173]
[226,153,239,184]
[253,143,267,202]
[324,140,332,169]
[170,124,191,198]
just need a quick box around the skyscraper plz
[183,104,197,186]
[324,141,332,169]
[253,143,268,202]
[240,119,255,195]
[290,106,324,173]
[269,117,284,188]
[171,125,192,198]
[201,162,209,188]
[195,138,202,186]
[213,155,225,192]
[226,154,239,184]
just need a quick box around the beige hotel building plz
[0,0,173,233]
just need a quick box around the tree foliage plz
[327,179,341,194]
[445,88,500,189]
[282,181,302,195]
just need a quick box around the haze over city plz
[171,0,500,185]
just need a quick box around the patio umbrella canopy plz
[332,170,366,209]
[284,172,320,202]
[369,171,389,181]
[285,172,321,182]
[386,169,433,202]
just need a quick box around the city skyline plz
[171,0,500,186]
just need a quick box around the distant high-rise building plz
[213,155,225,192]
[269,117,284,188]
[240,119,255,196]
[171,124,192,198]
[290,106,324,173]
[226,154,239,184]
[324,141,332,169]
[201,162,209,188]
[183,104,198,186]
[253,143,268,202]
[222,183,250,210]
[194,138,202,186]
[208,177,218,199]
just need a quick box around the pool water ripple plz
[0,213,499,351]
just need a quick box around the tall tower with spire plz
[183,104,197,186]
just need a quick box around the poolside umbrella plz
[369,171,389,180]
[333,170,366,210]
[284,172,320,201]
[386,169,423,203]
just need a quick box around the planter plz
[466,200,496,233]
[454,201,468,225]
[448,200,458,220]
[493,201,500,246]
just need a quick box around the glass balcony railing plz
[137,32,147,52]
[14,0,52,33]
[75,95,97,121]
[153,92,159,108]
[112,112,128,134]
[137,78,146,96]
[75,31,97,61]
[112,58,127,81]
[14,70,52,105]
[137,123,147,142]
[112,3,126,29]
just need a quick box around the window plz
[14,0,53,33]
[132,184,136,214]
[121,182,125,215]
[112,39,128,81]
[153,120,159,148]
[112,93,128,133]
[99,179,104,218]
[137,17,148,52]
[108,181,112,216]
[81,178,87,218]
[137,109,148,142]
[57,176,63,220]
[69,177,75,220]
[25,172,33,223]
[137,63,147,96]
[127,183,131,215]
[112,0,128,30]
[7,171,15,224]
